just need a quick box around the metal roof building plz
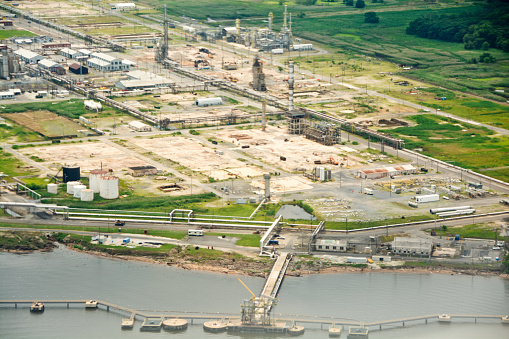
[392,237,433,256]
[13,48,44,64]
[357,164,416,179]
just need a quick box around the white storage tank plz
[66,181,79,194]
[47,183,58,194]
[73,184,86,198]
[89,169,108,193]
[80,189,94,202]
[100,176,119,199]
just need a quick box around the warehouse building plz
[60,48,84,60]
[13,48,44,64]
[357,164,416,179]
[115,78,173,90]
[128,165,158,177]
[87,52,130,72]
[38,59,66,74]
[392,237,433,256]
[313,239,348,252]
[128,121,151,132]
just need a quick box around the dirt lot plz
[3,111,88,138]
[17,0,96,17]
[129,136,266,180]
[212,125,362,172]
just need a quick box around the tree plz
[345,0,354,6]
[364,11,379,23]
[481,41,490,50]
[479,52,496,63]
[355,0,366,8]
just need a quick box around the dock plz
[1,300,507,333]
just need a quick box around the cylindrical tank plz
[62,166,80,183]
[100,176,119,199]
[66,181,79,194]
[73,184,86,198]
[47,183,58,194]
[89,169,108,193]
[80,189,94,202]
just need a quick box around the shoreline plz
[62,245,509,279]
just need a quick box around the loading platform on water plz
[1,300,508,334]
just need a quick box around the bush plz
[364,11,379,24]
[355,0,365,8]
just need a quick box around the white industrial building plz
[128,121,152,132]
[114,2,136,10]
[115,79,173,90]
[60,48,84,59]
[195,97,223,107]
[293,44,313,51]
[116,70,173,89]
[314,239,348,252]
[38,59,65,74]
[0,90,14,100]
[392,237,433,256]
[357,164,416,179]
[13,48,44,64]
[87,52,130,72]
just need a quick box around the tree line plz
[406,1,509,52]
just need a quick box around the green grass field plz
[0,30,37,39]
[0,152,39,177]
[379,115,509,181]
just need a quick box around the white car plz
[493,246,501,250]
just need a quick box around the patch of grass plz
[1,100,121,120]
[208,233,261,247]
[0,30,37,39]
[0,152,39,177]
[428,223,509,241]
[42,193,217,212]
[0,121,44,143]
[379,115,509,181]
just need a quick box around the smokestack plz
[264,174,271,199]
[262,100,267,131]
[288,59,294,112]
[283,5,287,32]
[268,12,273,32]
[289,13,292,33]
[235,18,240,30]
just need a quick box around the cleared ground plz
[130,135,266,180]
[3,111,87,138]
[213,125,362,172]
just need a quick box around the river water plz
[1,246,508,338]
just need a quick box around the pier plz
[1,300,507,334]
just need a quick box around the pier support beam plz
[67,303,69,309]
[14,303,17,309]
[107,306,110,312]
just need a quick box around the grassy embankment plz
[379,115,509,182]
[0,231,55,251]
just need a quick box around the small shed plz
[128,166,158,177]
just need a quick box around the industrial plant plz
[0,0,508,337]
